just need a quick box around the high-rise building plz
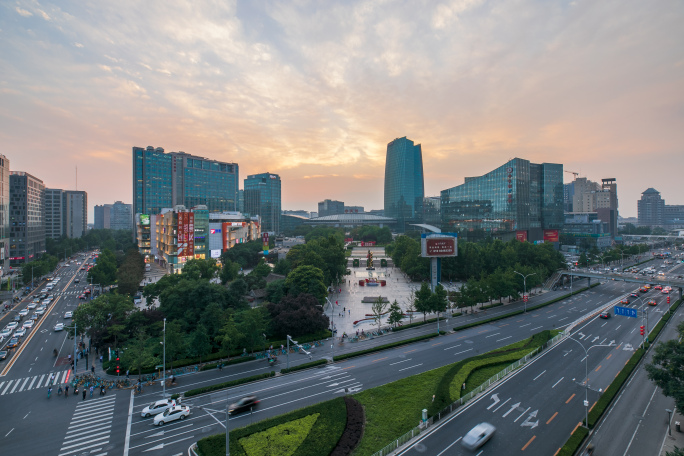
[596,178,619,238]
[384,137,424,231]
[9,172,45,266]
[95,202,133,231]
[638,188,665,227]
[94,204,110,230]
[244,173,281,233]
[441,158,563,243]
[45,189,65,239]
[132,146,239,216]
[63,191,88,238]
[318,199,345,217]
[0,154,10,275]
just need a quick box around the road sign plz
[614,306,638,318]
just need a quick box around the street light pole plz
[514,271,536,313]
[326,297,335,361]
[162,318,166,398]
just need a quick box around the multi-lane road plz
[0,252,680,456]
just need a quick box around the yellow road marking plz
[372,357,388,363]
[566,393,576,404]
[546,412,558,425]
[521,436,536,451]
[595,365,602,372]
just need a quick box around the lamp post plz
[514,271,536,313]
[567,337,615,428]
[667,409,673,436]
[326,297,335,361]
[162,318,166,398]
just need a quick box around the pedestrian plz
[89,385,94,397]
[65,385,69,397]
[348,310,351,316]
[126,369,129,379]
[100,355,103,364]
[82,388,86,400]
[91,365,95,374]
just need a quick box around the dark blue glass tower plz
[244,173,281,233]
[384,137,424,231]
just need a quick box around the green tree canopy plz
[285,265,328,303]
[646,321,684,412]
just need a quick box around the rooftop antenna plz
[76,165,78,190]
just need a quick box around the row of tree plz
[46,229,136,259]
[20,254,59,285]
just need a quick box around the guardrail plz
[370,332,566,456]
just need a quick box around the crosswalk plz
[0,369,71,396]
[58,394,115,456]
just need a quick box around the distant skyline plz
[2,0,683,220]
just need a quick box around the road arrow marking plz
[146,431,164,438]
[521,410,539,429]
[487,394,500,410]
[502,402,521,418]
[327,383,339,387]
[609,340,615,346]
[592,336,599,343]
[144,443,164,452]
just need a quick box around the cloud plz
[15,7,32,17]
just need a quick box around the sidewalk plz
[660,408,684,456]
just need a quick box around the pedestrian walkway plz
[0,369,71,396]
[58,394,116,456]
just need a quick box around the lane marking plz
[398,363,423,372]
[454,348,473,356]
[372,357,388,363]
[443,344,462,351]
[497,336,513,342]
[546,412,558,425]
[485,333,501,338]
[552,377,564,388]
[521,435,536,451]
[606,354,612,360]
[514,407,531,423]
[566,393,576,404]
[520,323,531,327]
[435,436,462,456]
[492,397,510,412]
[595,365,602,372]
[530,326,543,331]
[533,370,546,381]
[389,359,413,366]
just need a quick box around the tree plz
[266,293,329,338]
[164,321,187,370]
[72,293,135,348]
[116,249,145,295]
[646,321,684,411]
[666,447,684,456]
[272,258,291,276]
[237,308,269,353]
[88,249,118,286]
[187,325,212,365]
[200,302,227,347]
[388,300,403,328]
[405,288,417,324]
[371,297,388,330]
[430,284,448,315]
[219,316,243,360]
[265,279,287,304]
[220,258,240,284]
[122,330,157,379]
[415,282,433,322]
[183,259,219,281]
[285,265,328,302]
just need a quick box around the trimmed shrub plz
[280,359,328,374]
[200,356,255,371]
[184,372,275,398]
[556,426,589,456]
[331,397,365,456]
[392,317,440,331]
[333,332,445,362]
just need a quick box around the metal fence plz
[369,331,566,456]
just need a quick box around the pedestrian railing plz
[370,331,566,456]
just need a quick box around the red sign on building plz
[424,238,456,257]
[516,231,528,242]
[543,229,559,242]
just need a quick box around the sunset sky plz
[2,0,683,220]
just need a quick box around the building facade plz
[344,206,364,214]
[441,158,563,243]
[638,188,665,227]
[0,155,10,275]
[45,189,65,239]
[63,191,87,238]
[110,201,132,231]
[94,204,110,230]
[9,172,45,266]
[133,146,239,217]
[244,173,281,233]
[384,137,424,231]
[318,199,345,217]
[208,212,261,260]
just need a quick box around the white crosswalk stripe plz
[58,395,115,456]
[0,369,72,396]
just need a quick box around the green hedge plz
[197,397,347,456]
[280,359,328,374]
[184,372,275,398]
[200,356,255,371]
[392,316,440,331]
[332,332,445,362]
[556,426,589,456]
[481,302,504,310]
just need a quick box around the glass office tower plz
[0,154,10,274]
[441,158,563,242]
[384,137,424,231]
[244,173,281,233]
[133,146,173,216]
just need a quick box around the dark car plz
[228,395,260,415]
[599,312,611,319]
[648,300,657,306]
[0,350,8,360]
[620,299,630,305]
[7,338,19,348]
[630,293,638,298]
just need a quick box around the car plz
[53,323,65,332]
[599,312,611,319]
[228,395,260,415]
[80,267,86,270]
[639,288,648,293]
[42,299,51,305]
[32,297,41,303]
[35,307,45,316]
[23,320,34,329]
[620,298,630,305]
[153,405,190,426]
[29,313,39,321]
[78,294,86,300]
[0,350,7,360]
[74,278,80,283]
[648,300,657,306]
[27,302,38,309]
[462,422,496,450]
[630,293,638,298]
[7,338,19,348]
[13,315,21,322]
[18,309,29,317]
[14,328,26,338]
[64,311,73,319]
[6,322,18,330]
[662,288,671,294]
[40,288,48,293]
[141,399,177,418]
[655,285,663,290]
[0,328,12,339]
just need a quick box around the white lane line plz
[631,328,636,334]
[552,377,564,388]
[520,323,531,327]
[18,377,30,391]
[485,333,501,338]
[533,370,546,381]
[436,437,463,456]
[601,322,607,327]
[63,429,111,446]
[0,381,5,391]
[492,397,510,412]
[70,413,114,427]
[616,325,622,331]
[58,439,109,456]
[72,405,115,419]
[390,359,413,365]
[2,380,14,395]
[454,348,474,356]
[28,376,37,390]
[67,422,111,435]
[10,378,23,394]
[399,363,423,372]
[443,345,462,351]
[559,317,569,321]
[514,406,531,423]
[530,326,543,331]
[61,371,69,383]
[5,428,14,437]
[123,389,134,456]
[497,336,513,342]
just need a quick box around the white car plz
[22,320,34,329]
[0,328,12,339]
[27,302,38,309]
[462,422,496,450]
[64,311,73,319]
[42,299,51,305]
[14,328,27,338]
[18,309,29,317]
[35,307,46,316]
[153,405,190,425]
[53,323,65,331]
[141,399,177,418]
[40,288,48,293]
[6,322,18,330]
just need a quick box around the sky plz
[1,0,683,220]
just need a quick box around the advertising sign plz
[210,249,221,259]
[421,235,458,257]
[187,212,195,256]
[262,232,269,255]
[543,230,559,242]
[210,228,221,234]
[516,231,528,242]
[177,212,187,257]
[140,214,150,226]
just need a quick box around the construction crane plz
[565,170,579,179]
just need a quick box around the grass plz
[238,414,319,456]
[557,426,589,456]
[464,361,513,393]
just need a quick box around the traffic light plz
[116,350,120,374]
[640,325,645,336]
[667,296,671,304]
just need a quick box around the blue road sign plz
[614,306,638,318]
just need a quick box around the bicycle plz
[47,388,52,399]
